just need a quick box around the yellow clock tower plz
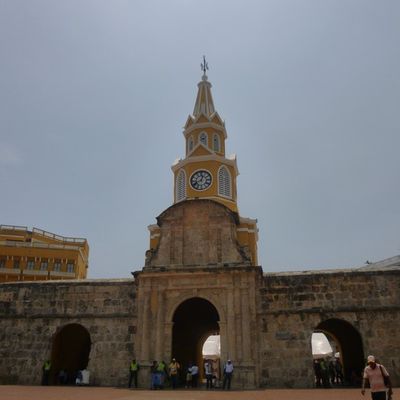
[172,64,238,212]
[148,60,259,266]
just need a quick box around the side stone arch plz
[50,322,91,384]
[313,317,364,385]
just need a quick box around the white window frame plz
[218,166,232,198]
[67,262,75,273]
[40,260,48,271]
[54,260,61,272]
[176,169,187,202]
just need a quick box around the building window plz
[67,262,75,273]
[218,166,232,198]
[0,258,6,268]
[213,134,220,152]
[176,169,186,202]
[199,132,208,147]
[27,259,35,270]
[40,260,48,271]
[54,260,61,272]
[13,258,20,269]
[188,137,194,153]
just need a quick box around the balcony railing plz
[0,240,81,251]
[0,267,20,275]
[32,228,86,244]
[0,225,28,232]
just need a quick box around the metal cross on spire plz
[201,55,209,76]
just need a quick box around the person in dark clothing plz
[313,359,322,387]
[41,360,51,385]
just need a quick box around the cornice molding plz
[183,122,227,139]
[171,154,239,176]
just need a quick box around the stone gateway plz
[1,69,399,388]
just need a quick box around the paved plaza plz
[0,386,398,400]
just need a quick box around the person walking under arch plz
[191,362,199,388]
[204,359,213,389]
[169,358,180,389]
[362,355,393,400]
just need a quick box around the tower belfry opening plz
[172,297,220,382]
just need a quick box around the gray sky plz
[1,0,399,278]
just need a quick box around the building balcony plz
[49,271,76,278]
[23,269,48,276]
[0,267,20,275]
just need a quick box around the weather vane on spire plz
[201,55,209,76]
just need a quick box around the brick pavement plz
[0,386,398,400]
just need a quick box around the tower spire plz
[193,56,215,117]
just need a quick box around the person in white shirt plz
[223,359,234,390]
[191,363,199,387]
[204,359,213,389]
[362,355,392,400]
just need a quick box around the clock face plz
[190,170,212,191]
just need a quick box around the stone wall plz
[1,265,398,389]
[0,279,137,386]
[258,267,400,388]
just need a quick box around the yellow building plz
[149,65,259,265]
[0,225,89,282]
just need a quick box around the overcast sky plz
[1,0,399,279]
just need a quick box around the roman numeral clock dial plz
[190,170,212,191]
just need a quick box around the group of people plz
[313,357,344,387]
[41,360,90,386]
[129,357,234,390]
[43,353,393,398]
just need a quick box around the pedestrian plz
[222,359,234,390]
[204,359,213,389]
[328,359,336,385]
[313,359,322,387]
[319,358,331,388]
[157,360,167,389]
[150,360,159,389]
[362,355,393,400]
[185,364,192,388]
[169,358,180,389]
[41,360,51,385]
[128,359,139,388]
[191,362,199,388]
[334,358,344,385]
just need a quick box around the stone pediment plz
[144,199,251,269]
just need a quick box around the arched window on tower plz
[199,132,208,147]
[188,137,194,153]
[213,134,220,152]
[176,170,186,202]
[218,166,232,198]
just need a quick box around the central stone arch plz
[171,297,220,383]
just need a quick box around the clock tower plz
[171,65,238,212]
[147,61,259,266]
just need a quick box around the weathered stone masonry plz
[258,268,400,387]
[0,266,399,388]
[0,280,137,386]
